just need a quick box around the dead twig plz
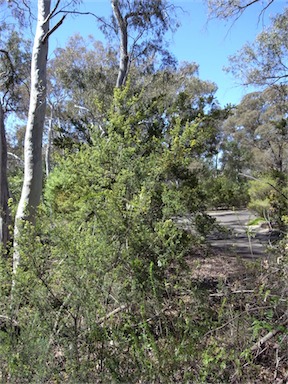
[97,304,128,325]
[210,289,254,297]
[0,314,18,327]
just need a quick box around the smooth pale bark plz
[0,103,10,250]
[111,0,129,87]
[45,109,53,177]
[13,0,51,273]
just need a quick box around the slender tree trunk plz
[0,103,10,251]
[111,0,129,87]
[13,0,51,273]
[45,109,53,177]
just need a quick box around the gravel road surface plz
[207,210,272,259]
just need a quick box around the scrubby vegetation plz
[0,1,287,382]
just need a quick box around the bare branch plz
[238,0,260,11]
[258,0,275,21]
[7,152,24,165]
[0,314,19,327]
[42,14,66,43]
[210,289,255,297]
[7,0,36,25]
[44,0,61,23]
[0,49,15,76]
[55,10,115,32]
[96,304,127,325]
[207,0,276,22]
[48,292,72,348]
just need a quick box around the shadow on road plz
[207,210,273,259]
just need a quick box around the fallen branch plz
[250,318,288,352]
[0,314,18,326]
[97,304,127,325]
[210,289,254,297]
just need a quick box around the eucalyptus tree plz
[206,0,288,215]
[222,86,288,175]
[105,0,178,87]
[47,34,118,150]
[0,104,9,250]
[222,86,288,226]
[206,1,288,87]
[206,0,278,21]
[0,26,30,250]
[13,0,81,274]
[226,9,288,87]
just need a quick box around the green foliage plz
[248,174,288,231]
[204,174,249,209]
[2,4,288,382]
[0,25,31,112]
[3,69,287,384]
[226,9,288,86]
[46,86,206,220]
[2,85,220,382]
[200,337,232,382]
[248,176,275,216]
[247,217,265,226]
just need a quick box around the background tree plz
[207,0,278,21]
[46,37,220,158]
[104,0,178,87]
[207,2,288,219]
[0,103,9,250]
[0,25,30,250]
[222,86,288,227]
[46,35,118,151]
[226,9,288,87]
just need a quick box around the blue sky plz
[49,0,284,107]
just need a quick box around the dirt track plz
[207,210,272,259]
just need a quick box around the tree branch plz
[57,11,115,33]
[44,0,61,23]
[238,0,261,11]
[7,152,24,165]
[0,49,15,86]
[258,0,275,20]
[96,304,127,325]
[42,15,67,43]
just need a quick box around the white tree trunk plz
[45,109,53,177]
[111,0,129,88]
[13,0,51,273]
[0,103,10,250]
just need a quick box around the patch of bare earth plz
[187,252,251,282]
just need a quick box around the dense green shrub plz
[248,174,288,231]
[204,174,249,209]
[2,87,216,382]
[2,86,286,383]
